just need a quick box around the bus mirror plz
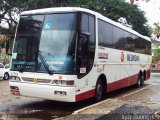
[80,31,90,43]
[6,37,11,55]
[80,31,91,36]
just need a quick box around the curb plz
[73,83,155,115]
[72,98,111,114]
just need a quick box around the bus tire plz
[143,71,146,81]
[3,72,9,80]
[95,79,103,102]
[136,73,143,88]
[141,75,144,86]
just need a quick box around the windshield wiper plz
[38,50,53,75]
[19,51,53,75]
[19,55,33,73]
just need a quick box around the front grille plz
[22,77,52,83]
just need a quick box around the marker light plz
[11,76,21,82]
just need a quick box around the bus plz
[8,7,152,102]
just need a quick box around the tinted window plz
[112,26,124,49]
[98,19,151,55]
[12,15,44,71]
[134,37,143,53]
[146,40,151,54]
[80,13,89,59]
[98,19,113,47]
[89,16,95,45]
[123,31,131,50]
[80,13,95,68]
[77,13,95,78]
[135,37,151,55]
[17,15,43,35]
[81,14,89,32]
[43,13,76,30]
[126,33,137,52]
[39,13,78,73]
[14,15,44,59]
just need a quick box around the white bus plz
[8,7,151,102]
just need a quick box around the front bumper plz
[9,81,76,102]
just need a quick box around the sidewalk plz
[57,77,160,120]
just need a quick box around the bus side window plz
[77,13,95,78]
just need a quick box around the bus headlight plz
[52,80,74,86]
[11,76,21,82]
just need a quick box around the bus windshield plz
[11,13,78,74]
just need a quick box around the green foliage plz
[0,41,5,48]
[25,0,150,36]
[0,0,26,35]
[0,0,151,37]
[94,0,150,36]
[153,22,160,39]
[153,45,160,61]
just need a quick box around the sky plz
[127,0,160,27]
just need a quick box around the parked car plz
[0,63,10,80]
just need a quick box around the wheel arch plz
[4,71,9,74]
[143,70,146,80]
[97,74,107,93]
[139,70,143,77]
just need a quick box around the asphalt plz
[57,73,160,120]
[0,73,160,120]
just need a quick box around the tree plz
[153,45,160,61]
[0,0,27,35]
[0,35,5,48]
[0,0,150,37]
[153,22,160,39]
[93,0,150,36]
[25,0,150,36]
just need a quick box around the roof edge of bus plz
[21,7,151,42]
[21,7,96,15]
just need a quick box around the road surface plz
[0,73,160,120]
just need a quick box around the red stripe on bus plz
[76,70,150,102]
[76,89,95,102]
[107,74,138,92]
[146,69,151,80]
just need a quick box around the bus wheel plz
[136,73,143,87]
[3,72,9,80]
[141,74,144,86]
[95,79,103,102]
